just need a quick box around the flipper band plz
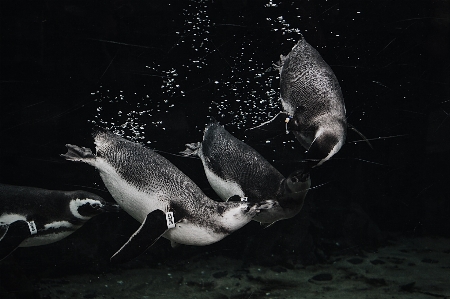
[27,221,37,235]
[166,212,175,229]
[285,116,292,134]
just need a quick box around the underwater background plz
[1,0,449,298]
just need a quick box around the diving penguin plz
[62,129,276,263]
[182,118,311,225]
[251,35,347,172]
[0,183,120,261]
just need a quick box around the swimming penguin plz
[61,129,276,263]
[0,184,120,261]
[182,118,311,225]
[251,35,347,172]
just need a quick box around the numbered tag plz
[241,197,248,202]
[27,221,37,235]
[166,212,175,229]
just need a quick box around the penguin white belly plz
[317,137,344,166]
[95,158,166,223]
[203,166,244,201]
[163,221,225,246]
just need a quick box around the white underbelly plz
[204,166,244,201]
[163,221,226,246]
[96,159,166,223]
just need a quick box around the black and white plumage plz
[62,129,275,263]
[182,119,311,225]
[253,35,347,172]
[0,184,120,261]
[279,35,347,168]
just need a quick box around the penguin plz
[61,129,276,263]
[182,118,311,226]
[251,35,347,172]
[0,184,120,261]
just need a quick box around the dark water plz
[1,0,449,296]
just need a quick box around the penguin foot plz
[61,144,95,162]
[288,169,310,183]
[180,142,201,157]
[256,199,278,211]
[243,200,277,218]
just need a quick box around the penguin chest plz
[203,164,245,201]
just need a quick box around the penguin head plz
[275,171,311,209]
[277,169,311,212]
[70,198,120,220]
[219,200,277,230]
[283,170,311,194]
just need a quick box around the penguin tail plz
[61,144,96,163]
[179,142,201,157]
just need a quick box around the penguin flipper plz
[273,54,287,73]
[110,209,171,264]
[245,112,290,141]
[0,220,32,261]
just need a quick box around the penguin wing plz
[0,220,32,261]
[245,111,290,141]
[110,209,174,264]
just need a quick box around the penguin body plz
[182,119,310,225]
[278,36,347,168]
[62,129,275,263]
[0,184,119,261]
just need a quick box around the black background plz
[1,0,449,281]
